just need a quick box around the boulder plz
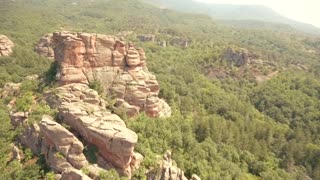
[0,35,14,56]
[61,168,91,180]
[39,115,88,169]
[10,111,28,128]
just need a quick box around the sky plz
[195,0,320,28]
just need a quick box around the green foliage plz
[0,0,320,179]
[99,169,124,180]
[45,172,56,180]
[15,92,33,112]
[89,80,104,95]
[28,103,57,125]
[81,166,90,176]
[83,145,98,164]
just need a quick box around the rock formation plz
[45,83,142,177]
[35,34,54,59]
[146,150,199,180]
[51,31,171,118]
[137,34,156,42]
[10,111,28,128]
[0,35,14,56]
[39,115,88,169]
[0,82,21,98]
[221,47,262,67]
[170,37,190,48]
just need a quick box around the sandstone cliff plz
[0,35,14,57]
[50,31,171,118]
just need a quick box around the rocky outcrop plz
[45,83,141,177]
[20,123,42,154]
[147,150,196,180]
[170,37,189,48]
[35,34,54,59]
[137,34,156,42]
[221,47,262,67]
[51,31,170,118]
[11,145,22,162]
[10,111,28,128]
[0,82,21,98]
[39,115,88,169]
[0,35,14,56]
[61,168,91,180]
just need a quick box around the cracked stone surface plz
[39,115,88,169]
[46,83,141,177]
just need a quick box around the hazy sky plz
[195,0,320,28]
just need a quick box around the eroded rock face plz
[0,35,14,56]
[20,123,42,154]
[52,31,171,118]
[61,168,91,180]
[39,115,88,169]
[35,34,54,59]
[46,83,141,177]
[221,47,261,67]
[146,150,192,180]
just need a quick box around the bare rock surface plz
[61,168,91,180]
[46,83,141,177]
[51,31,170,118]
[0,35,14,56]
[39,115,88,169]
[221,47,261,67]
[147,150,195,180]
[20,123,42,154]
[35,34,54,59]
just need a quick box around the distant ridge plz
[145,0,320,35]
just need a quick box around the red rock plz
[51,31,171,118]
[39,115,88,169]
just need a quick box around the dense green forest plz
[0,0,320,179]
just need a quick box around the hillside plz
[0,0,320,180]
[145,0,320,35]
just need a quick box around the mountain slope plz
[145,0,320,35]
[0,0,320,180]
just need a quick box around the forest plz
[0,0,320,179]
